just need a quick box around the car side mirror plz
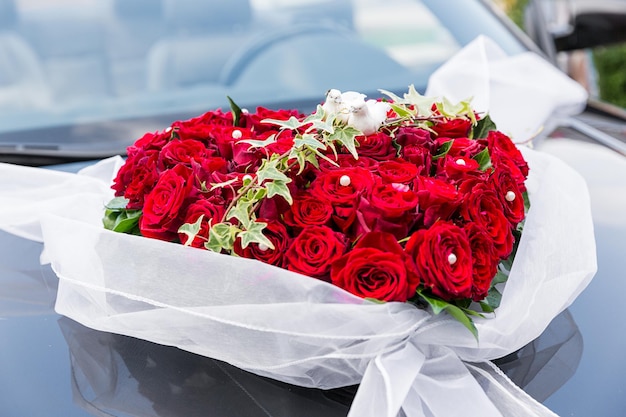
[524,0,626,58]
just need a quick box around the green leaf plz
[472,114,497,139]
[226,200,253,228]
[522,190,531,212]
[304,106,335,133]
[105,196,130,210]
[293,133,327,152]
[417,289,479,340]
[102,208,141,234]
[389,103,414,118]
[403,84,436,117]
[261,116,304,130]
[265,180,293,204]
[237,220,274,250]
[178,215,204,246]
[329,125,361,159]
[238,134,276,149]
[472,147,492,171]
[480,286,503,313]
[206,222,238,252]
[432,140,453,160]
[256,158,291,184]
[227,95,243,127]
[436,96,476,124]
[210,177,238,191]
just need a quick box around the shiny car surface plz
[1,0,625,416]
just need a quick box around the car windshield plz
[0,0,527,155]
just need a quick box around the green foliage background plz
[498,0,626,108]
[593,44,626,108]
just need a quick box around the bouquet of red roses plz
[105,86,529,336]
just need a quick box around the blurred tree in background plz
[593,44,626,108]
[495,0,626,108]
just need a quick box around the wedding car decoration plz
[104,86,529,337]
[0,37,596,417]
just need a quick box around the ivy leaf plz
[226,200,253,228]
[265,180,293,204]
[238,134,276,149]
[262,116,304,130]
[237,220,274,250]
[205,222,237,253]
[329,125,361,159]
[178,215,204,246]
[404,85,437,117]
[256,159,291,184]
[472,114,497,139]
[417,289,479,340]
[210,177,238,191]
[472,147,492,171]
[293,133,326,152]
[378,88,404,103]
[304,106,335,133]
[389,103,414,118]
[227,95,243,127]
[436,97,476,124]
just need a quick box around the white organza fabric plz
[0,38,596,416]
[426,36,588,144]
[0,147,596,417]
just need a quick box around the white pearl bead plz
[455,158,466,166]
[165,126,172,133]
[448,253,457,265]
[231,129,243,139]
[258,242,269,251]
[339,175,351,186]
[505,191,516,202]
[242,174,253,183]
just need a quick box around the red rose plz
[459,182,513,259]
[241,107,304,134]
[131,130,170,152]
[400,144,432,175]
[140,164,194,241]
[490,164,525,226]
[233,219,290,267]
[354,132,396,160]
[377,159,419,184]
[464,223,499,301]
[431,118,472,138]
[158,139,213,170]
[405,221,473,301]
[177,196,226,248]
[438,155,482,183]
[309,167,375,232]
[283,194,333,229]
[415,176,460,228]
[285,225,347,279]
[436,137,485,159]
[487,130,529,190]
[331,232,420,302]
[112,149,159,209]
[394,126,433,149]
[369,183,418,218]
[318,154,379,172]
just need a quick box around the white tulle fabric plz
[426,36,588,144]
[0,38,596,417]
